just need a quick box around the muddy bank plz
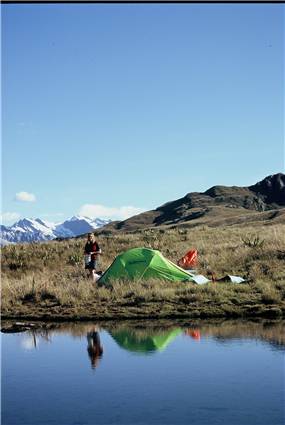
[2,298,285,323]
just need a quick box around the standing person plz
[84,233,101,282]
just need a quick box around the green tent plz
[110,328,182,354]
[98,247,194,284]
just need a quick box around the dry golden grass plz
[1,222,285,319]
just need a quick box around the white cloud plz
[79,204,145,221]
[0,212,21,225]
[15,191,36,202]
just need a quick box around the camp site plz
[2,3,284,425]
[2,220,285,320]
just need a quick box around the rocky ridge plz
[99,173,285,232]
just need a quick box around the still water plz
[2,320,284,425]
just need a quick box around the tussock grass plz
[1,222,285,319]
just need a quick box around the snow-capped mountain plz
[55,216,109,238]
[0,216,111,244]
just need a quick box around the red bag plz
[178,249,198,269]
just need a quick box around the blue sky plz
[2,3,284,224]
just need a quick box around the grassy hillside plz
[1,221,285,320]
[99,173,285,231]
[99,206,285,232]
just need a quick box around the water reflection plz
[86,327,104,369]
[108,326,203,354]
[109,327,182,354]
[8,318,285,357]
[2,319,284,425]
[184,328,201,340]
[21,329,52,350]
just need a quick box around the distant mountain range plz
[0,216,111,245]
[99,173,285,232]
[2,173,284,244]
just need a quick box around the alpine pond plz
[2,319,284,425]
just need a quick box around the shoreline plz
[2,300,284,323]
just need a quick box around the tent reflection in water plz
[110,328,182,354]
[98,247,195,284]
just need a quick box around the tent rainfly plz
[98,247,195,284]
